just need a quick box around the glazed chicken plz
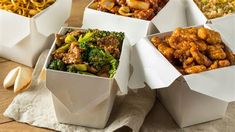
[90,0,168,20]
[150,27,235,75]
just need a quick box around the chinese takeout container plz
[82,0,187,45]
[129,25,235,127]
[0,0,72,67]
[45,27,130,128]
[207,14,235,51]
[186,0,235,26]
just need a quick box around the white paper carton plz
[82,0,187,45]
[207,14,235,51]
[129,25,235,127]
[157,77,228,128]
[186,0,235,26]
[0,0,72,67]
[45,27,130,128]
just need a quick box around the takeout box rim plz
[0,0,71,48]
[85,0,174,22]
[187,0,235,21]
[45,26,128,80]
[129,24,235,102]
[143,24,235,78]
[0,0,57,19]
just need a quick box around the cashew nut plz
[126,0,150,10]
[118,6,133,16]
[100,0,115,10]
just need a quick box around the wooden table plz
[1,0,235,131]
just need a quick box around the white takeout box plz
[207,14,235,51]
[0,0,72,67]
[45,27,130,128]
[82,0,187,45]
[186,0,235,26]
[129,25,235,127]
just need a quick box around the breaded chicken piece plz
[185,65,207,74]
[158,43,175,61]
[198,27,222,44]
[190,46,212,67]
[207,45,226,60]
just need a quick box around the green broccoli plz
[110,32,125,44]
[67,64,88,72]
[65,34,76,44]
[88,48,119,78]
[88,48,108,70]
[52,43,70,55]
[48,59,65,71]
[78,31,94,43]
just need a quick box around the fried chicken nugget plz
[197,27,222,44]
[207,45,226,60]
[151,36,162,47]
[218,60,231,67]
[183,57,195,68]
[190,46,212,67]
[208,61,218,70]
[185,65,207,74]
[158,43,175,61]
[194,40,207,51]
[225,50,235,65]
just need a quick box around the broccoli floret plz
[52,43,70,55]
[109,58,118,78]
[48,59,65,71]
[88,48,119,78]
[88,48,108,70]
[78,31,95,43]
[65,34,76,44]
[110,32,125,44]
[67,64,88,72]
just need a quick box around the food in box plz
[83,0,187,44]
[45,27,130,128]
[186,0,235,25]
[129,25,235,127]
[48,28,124,78]
[0,0,72,67]
[150,27,235,75]
[89,0,168,20]
[194,0,235,19]
[0,0,55,17]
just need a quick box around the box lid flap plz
[114,38,130,94]
[184,66,235,102]
[206,14,235,52]
[129,37,181,89]
[46,69,113,114]
[82,8,151,45]
[34,0,72,37]
[0,10,30,48]
[151,0,187,32]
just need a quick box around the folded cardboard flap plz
[0,0,71,48]
[45,27,130,113]
[82,7,151,45]
[185,0,208,26]
[207,14,235,52]
[46,70,113,114]
[129,37,181,89]
[129,25,235,102]
[0,10,30,48]
[83,0,187,44]
[35,0,72,36]
[152,0,187,32]
[114,38,130,94]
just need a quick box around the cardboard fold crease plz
[45,27,130,128]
